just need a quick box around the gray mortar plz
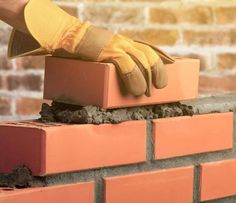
[204,196,236,203]
[193,165,200,203]
[0,166,45,189]
[39,93,236,125]
[1,93,236,202]
[39,101,196,124]
[146,120,154,162]
[183,93,236,114]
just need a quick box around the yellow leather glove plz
[8,0,174,97]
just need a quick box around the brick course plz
[0,94,236,202]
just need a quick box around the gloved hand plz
[8,0,174,97]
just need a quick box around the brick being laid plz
[0,120,146,176]
[104,166,194,203]
[152,112,233,159]
[0,182,94,203]
[43,57,200,108]
[200,159,236,201]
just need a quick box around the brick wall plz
[1,0,236,120]
[0,94,236,202]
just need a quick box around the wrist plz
[0,0,29,33]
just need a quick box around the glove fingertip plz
[120,66,147,97]
[151,60,168,89]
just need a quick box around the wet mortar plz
[39,101,197,124]
[0,166,45,189]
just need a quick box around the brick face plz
[0,182,94,203]
[15,56,45,70]
[16,98,44,116]
[200,159,236,201]
[217,53,236,70]
[0,55,13,70]
[152,113,233,160]
[44,57,199,108]
[199,75,236,94]
[6,75,43,91]
[0,75,4,90]
[0,120,146,175]
[0,97,11,115]
[83,5,145,24]
[184,29,236,46]
[104,166,194,203]
[0,26,11,45]
[215,7,236,24]
[150,6,213,24]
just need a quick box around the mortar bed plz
[39,101,197,124]
[0,166,45,189]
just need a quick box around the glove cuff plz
[8,0,80,58]
[8,29,48,59]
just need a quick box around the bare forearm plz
[0,0,29,33]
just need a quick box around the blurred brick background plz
[0,0,236,120]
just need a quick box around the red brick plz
[150,6,212,24]
[83,5,144,24]
[44,57,199,109]
[0,97,11,116]
[0,182,94,203]
[15,56,45,70]
[0,55,13,70]
[16,98,44,116]
[0,26,11,45]
[0,75,6,90]
[174,52,212,71]
[104,166,194,203]
[199,75,236,93]
[0,120,146,175]
[149,8,177,24]
[215,7,236,24]
[6,75,42,91]
[152,113,233,160]
[200,159,236,201]
[183,30,236,46]
[217,53,236,70]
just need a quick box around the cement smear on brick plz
[39,101,197,124]
[0,166,45,189]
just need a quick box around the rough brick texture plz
[1,0,236,119]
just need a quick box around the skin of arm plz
[0,0,29,33]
